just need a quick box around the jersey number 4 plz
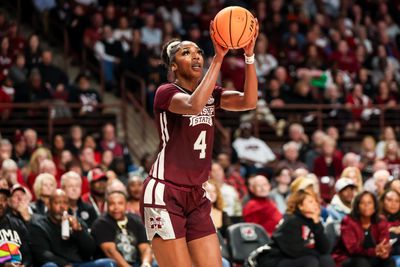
[194,131,207,159]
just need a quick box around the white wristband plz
[244,53,255,64]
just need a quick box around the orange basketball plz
[212,6,256,49]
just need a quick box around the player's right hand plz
[210,20,229,60]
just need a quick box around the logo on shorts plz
[149,217,164,229]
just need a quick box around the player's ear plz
[171,63,177,72]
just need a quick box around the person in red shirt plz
[333,191,394,267]
[243,175,282,235]
[140,20,259,267]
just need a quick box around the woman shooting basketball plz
[140,19,259,267]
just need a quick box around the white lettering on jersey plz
[184,106,215,127]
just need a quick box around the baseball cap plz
[11,184,26,195]
[87,168,107,183]
[335,177,356,193]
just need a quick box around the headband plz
[166,40,181,60]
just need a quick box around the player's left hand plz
[243,18,259,56]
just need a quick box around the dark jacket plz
[332,215,390,266]
[70,199,98,229]
[0,213,31,267]
[29,215,96,266]
[262,211,331,265]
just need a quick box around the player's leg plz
[188,233,223,267]
[152,236,192,267]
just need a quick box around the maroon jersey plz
[150,83,224,186]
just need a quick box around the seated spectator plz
[38,50,68,90]
[288,123,309,162]
[0,36,14,73]
[314,136,343,203]
[8,184,33,223]
[326,178,358,222]
[113,16,132,46]
[83,13,103,50]
[210,162,242,218]
[65,125,84,157]
[207,179,232,238]
[100,123,124,158]
[304,130,326,171]
[286,80,316,105]
[30,189,116,267]
[269,168,291,214]
[94,25,127,91]
[276,141,307,175]
[129,153,154,181]
[330,40,359,73]
[376,126,397,160]
[232,122,276,177]
[23,128,39,157]
[140,14,162,54]
[24,34,42,70]
[342,152,361,169]
[79,147,98,176]
[0,187,31,266]
[365,170,392,197]
[11,133,29,169]
[27,68,52,103]
[260,190,334,267]
[1,159,27,187]
[383,140,400,180]
[216,152,247,200]
[340,166,364,192]
[30,173,57,215]
[68,73,102,115]
[126,175,143,215]
[360,136,378,179]
[28,158,59,189]
[82,168,108,216]
[243,175,282,235]
[345,84,373,134]
[100,150,113,171]
[380,189,400,265]
[333,191,395,267]
[91,190,154,267]
[255,33,278,85]
[0,139,12,166]
[61,171,97,228]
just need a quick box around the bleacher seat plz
[226,223,271,264]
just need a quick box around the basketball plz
[212,6,256,49]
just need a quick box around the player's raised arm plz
[220,19,259,112]
[166,22,229,115]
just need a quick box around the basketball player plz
[140,20,259,267]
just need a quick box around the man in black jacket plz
[29,189,116,267]
[0,188,31,267]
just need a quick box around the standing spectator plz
[260,190,334,267]
[91,191,154,267]
[30,173,57,215]
[126,176,142,215]
[0,187,31,266]
[30,189,116,267]
[232,122,276,177]
[270,168,291,214]
[61,171,97,228]
[100,123,123,158]
[326,178,358,222]
[333,191,395,267]
[82,168,108,216]
[243,175,282,235]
